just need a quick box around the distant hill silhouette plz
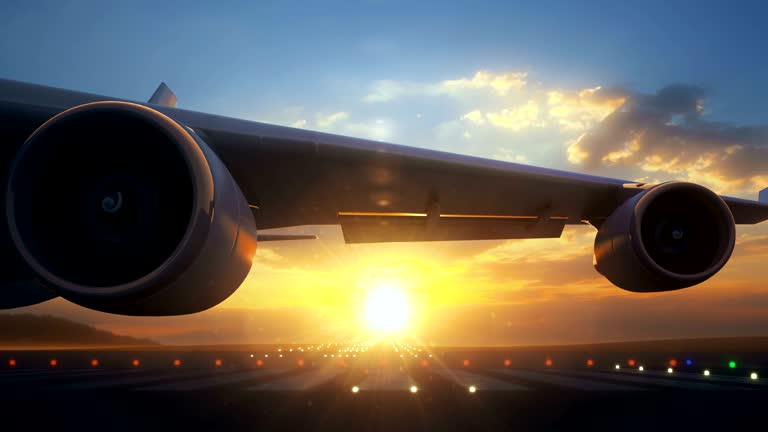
[0,314,157,347]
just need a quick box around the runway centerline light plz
[704,370,711,376]
[468,385,477,393]
[750,372,758,380]
[409,385,418,394]
[351,386,360,393]
[729,361,737,369]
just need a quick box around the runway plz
[3,342,768,431]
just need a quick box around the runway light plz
[468,385,477,394]
[704,370,711,376]
[504,359,512,367]
[463,359,471,367]
[669,359,677,367]
[729,361,737,369]
[750,372,758,380]
[409,385,418,394]
[250,354,254,358]
[297,359,305,367]
[615,364,621,370]
[173,359,181,367]
[638,366,644,371]
[667,368,674,374]
[351,386,360,393]
[628,359,636,367]
[420,360,429,368]
[545,359,553,367]
[91,359,99,367]
[132,359,140,367]
[586,359,594,367]
[50,359,57,367]
[686,359,693,366]
[256,359,264,367]
[215,359,222,367]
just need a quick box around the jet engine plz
[594,182,735,292]
[5,101,257,315]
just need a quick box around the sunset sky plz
[2,0,768,346]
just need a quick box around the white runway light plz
[468,385,477,393]
[351,386,360,393]
[750,372,758,380]
[615,364,621,370]
[667,368,674,374]
[409,385,418,393]
[704,370,711,376]
[638,366,644,371]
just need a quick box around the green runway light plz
[729,361,737,369]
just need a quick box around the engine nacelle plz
[5,101,257,315]
[594,182,735,292]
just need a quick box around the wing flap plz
[339,212,566,243]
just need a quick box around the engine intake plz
[6,102,257,315]
[594,182,735,292]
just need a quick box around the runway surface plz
[3,341,768,431]
[3,364,768,431]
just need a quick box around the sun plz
[366,284,410,333]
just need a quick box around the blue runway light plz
[686,359,692,366]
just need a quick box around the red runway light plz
[628,359,636,367]
[9,359,16,367]
[463,359,471,367]
[545,359,553,367]
[587,359,594,367]
[297,359,305,367]
[669,359,677,367]
[215,359,223,367]
[50,359,58,367]
[256,359,264,367]
[420,359,429,367]
[173,359,181,367]
[132,359,140,367]
[504,359,512,367]
[91,359,99,367]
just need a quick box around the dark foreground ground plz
[2,342,767,431]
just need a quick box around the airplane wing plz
[2,78,768,314]
[4,79,766,243]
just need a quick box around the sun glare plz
[366,284,410,333]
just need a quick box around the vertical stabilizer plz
[148,82,177,107]
[760,187,768,204]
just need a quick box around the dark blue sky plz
[2,0,766,123]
